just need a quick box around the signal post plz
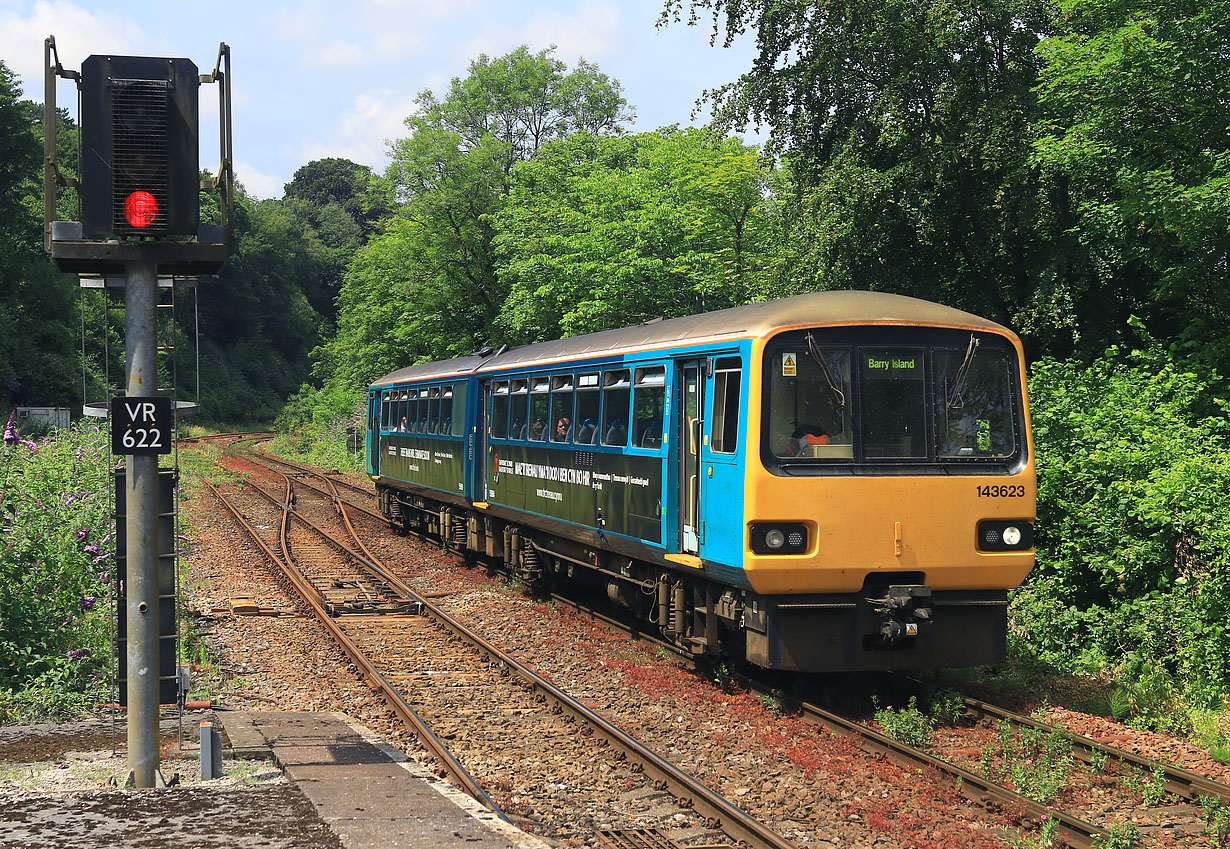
[43,38,234,788]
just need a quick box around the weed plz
[872,696,934,747]
[927,689,966,726]
[1012,814,1059,849]
[757,691,785,717]
[712,662,732,692]
[1091,822,1140,849]
[1201,796,1230,848]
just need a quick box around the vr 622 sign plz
[112,396,172,455]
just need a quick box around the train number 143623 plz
[977,485,1026,498]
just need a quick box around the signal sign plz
[112,396,173,455]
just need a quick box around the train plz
[365,290,1036,673]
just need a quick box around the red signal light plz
[123,191,159,228]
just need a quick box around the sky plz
[0,0,761,199]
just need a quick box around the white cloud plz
[233,158,284,200]
[295,88,419,175]
[0,0,147,94]
[458,0,624,74]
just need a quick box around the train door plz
[473,380,489,502]
[677,360,705,555]
[367,391,380,475]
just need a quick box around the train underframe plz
[378,485,1008,674]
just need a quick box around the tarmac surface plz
[0,711,549,849]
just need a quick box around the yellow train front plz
[368,291,1035,673]
[737,296,1034,671]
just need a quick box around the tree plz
[660,0,1061,342]
[0,61,80,409]
[1032,0,1230,366]
[315,45,634,387]
[493,128,778,341]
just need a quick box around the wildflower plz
[81,596,98,610]
[92,552,112,563]
[2,411,15,445]
[65,648,91,661]
[19,439,37,452]
[75,528,92,541]
[84,544,100,556]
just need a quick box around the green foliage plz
[494,128,778,342]
[271,383,366,473]
[1201,796,1230,848]
[980,720,1076,804]
[872,695,934,747]
[0,420,113,718]
[1015,342,1230,709]
[1091,823,1141,849]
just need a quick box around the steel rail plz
[261,480,799,849]
[204,478,509,822]
[532,591,1116,849]
[954,690,1230,805]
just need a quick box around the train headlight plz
[749,523,809,554]
[977,520,1033,551]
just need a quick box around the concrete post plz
[125,260,161,788]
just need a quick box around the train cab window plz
[529,377,550,441]
[633,366,666,449]
[551,374,574,442]
[934,344,1016,458]
[575,373,600,444]
[861,349,926,459]
[710,357,742,454]
[427,387,441,435]
[490,381,510,440]
[601,370,631,446]
[510,379,529,439]
[768,347,853,459]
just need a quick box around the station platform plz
[216,711,546,849]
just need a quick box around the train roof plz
[369,290,1014,387]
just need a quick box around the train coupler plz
[867,584,933,645]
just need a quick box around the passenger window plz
[442,385,456,436]
[510,379,529,439]
[491,382,509,440]
[428,387,441,435]
[399,391,411,433]
[529,377,550,441]
[381,392,392,431]
[451,383,466,437]
[574,373,600,444]
[710,357,741,454]
[601,370,630,446]
[551,374,574,443]
[406,390,418,433]
[633,366,666,449]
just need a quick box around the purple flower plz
[81,596,98,610]
[84,544,100,556]
[65,648,91,661]
[75,528,92,541]
[19,439,37,452]
[2,411,16,445]
[92,553,112,563]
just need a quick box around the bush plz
[272,382,367,472]
[0,415,114,717]
[1015,343,1230,712]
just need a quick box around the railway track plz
[206,460,799,849]
[196,442,1230,848]
[543,590,1229,848]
